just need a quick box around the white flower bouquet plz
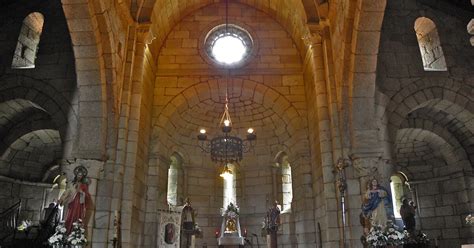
[366,225,388,247]
[223,203,240,219]
[48,224,68,246]
[385,225,404,246]
[466,214,473,225]
[403,230,430,247]
[366,224,405,247]
[67,219,88,246]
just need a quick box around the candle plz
[113,210,118,239]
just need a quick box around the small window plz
[275,152,293,212]
[414,17,447,71]
[12,12,44,69]
[167,154,183,206]
[390,175,404,218]
[221,164,237,209]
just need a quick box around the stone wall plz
[145,2,314,247]
[413,172,472,247]
[0,177,57,223]
[0,0,78,163]
[376,0,474,245]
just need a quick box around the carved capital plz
[350,156,381,178]
[61,159,104,180]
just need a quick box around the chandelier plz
[197,0,256,167]
[197,97,256,165]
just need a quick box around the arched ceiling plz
[0,129,62,182]
[146,0,315,62]
[0,99,57,155]
[394,128,469,179]
[151,78,307,164]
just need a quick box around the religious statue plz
[400,199,416,234]
[59,165,92,233]
[165,223,176,244]
[266,201,281,248]
[361,178,392,233]
[182,198,195,231]
[225,218,237,232]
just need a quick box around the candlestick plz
[113,210,119,239]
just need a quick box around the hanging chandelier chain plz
[225,0,229,33]
[196,0,256,165]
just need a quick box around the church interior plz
[0,0,473,247]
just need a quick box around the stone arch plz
[147,0,310,63]
[0,129,62,182]
[0,75,76,157]
[61,0,113,159]
[349,0,388,151]
[11,12,44,69]
[0,99,58,155]
[399,100,474,165]
[153,77,305,150]
[385,79,472,128]
[394,128,470,178]
[384,80,474,166]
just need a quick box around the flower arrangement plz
[385,225,404,246]
[17,220,32,231]
[366,224,405,247]
[466,214,473,225]
[366,225,388,247]
[67,219,88,246]
[223,203,239,219]
[48,220,87,247]
[194,223,203,238]
[48,223,68,246]
[403,230,430,247]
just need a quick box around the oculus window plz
[205,24,253,66]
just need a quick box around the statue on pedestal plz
[59,165,92,234]
[217,203,244,246]
[182,198,195,231]
[361,178,392,234]
[265,201,280,248]
[181,198,196,248]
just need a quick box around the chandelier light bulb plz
[200,129,206,134]
[247,128,254,134]
[224,119,230,127]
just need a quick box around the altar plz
[217,203,245,247]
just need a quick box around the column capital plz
[61,159,105,180]
[349,152,384,178]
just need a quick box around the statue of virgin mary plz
[361,178,393,232]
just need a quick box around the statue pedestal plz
[217,217,244,246]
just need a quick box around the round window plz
[205,24,253,66]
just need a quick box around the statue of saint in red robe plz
[59,168,92,233]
